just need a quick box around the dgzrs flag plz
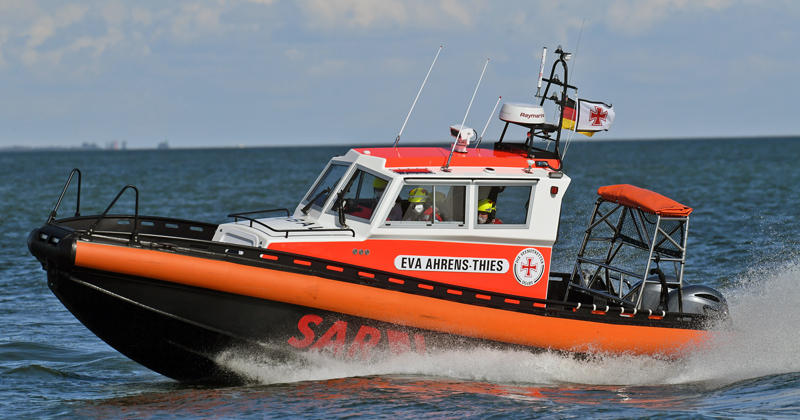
[562,98,615,137]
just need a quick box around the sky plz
[1,0,799,149]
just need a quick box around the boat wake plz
[215,259,800,387]
[673,257,800,386]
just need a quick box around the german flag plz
[562,98,594,136]
[562,97,578,131]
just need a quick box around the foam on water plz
[674,258,800,385]
[214,259,800,388]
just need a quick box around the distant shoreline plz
[1,135,797,153]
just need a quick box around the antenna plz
[570,19,585,82]
[394,46,442,147]
[562,19,586,161]
[535,47,547,99]
[475,96,501,148]
[442,59,489,172]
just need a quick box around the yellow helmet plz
[373,178,388,189]
[409,188,429,203]
[477,198,496,213]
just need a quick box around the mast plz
[537,45,574,165]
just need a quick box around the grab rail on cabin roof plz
[227,210,356,238]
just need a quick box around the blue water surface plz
[2,137,800,418]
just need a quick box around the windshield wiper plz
[301,187,331,215]
[334,190,348,228]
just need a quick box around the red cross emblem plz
[520,258,538,277]
[589,106,608,126]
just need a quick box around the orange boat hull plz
[75,241,711,357]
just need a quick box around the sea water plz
[2,137,800,418]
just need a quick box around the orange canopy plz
[597,184,693,217]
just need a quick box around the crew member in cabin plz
[477,198,502,224]
[372,178,387,199]
[347,177,395,220]
[403,188,442,222]
[374,178,403,221]
[433,191,448,220]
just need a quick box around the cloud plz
[0,27,8,67]
[298,0,408,28]
[24,4,88,50]
[306,59,355,77]
[439,0,477,26]
[380,57,417,74]
[102,1,127,26]
[170,3,229,42]
[130,6,155,26]
[17,3,135,69]
[296,0,491,31]
[285,48,304,61]
[606,0,732,35]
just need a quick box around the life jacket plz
[422,207,443,222]
[404,205,442,222]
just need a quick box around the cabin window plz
[340,169,391,221]
[476,185,532,226]
[303,163,348,209]
[384,184,466,226]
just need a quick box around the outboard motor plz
[637,273,677,312]
[668,284,728,317]
[637,276,728,317]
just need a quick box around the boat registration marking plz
[394,255,509,274]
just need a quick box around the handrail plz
[47,168,82,224]
[87,185,140,244]
[574,256,644,281]
[228,208,291,218]
[227,212,356,238]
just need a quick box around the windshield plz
[303,163,349,209]
[340,169,391,222]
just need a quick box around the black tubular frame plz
[495,47,576,169]
[47,168,82,224]
[47,167,142,244]
[87,185,140,243]
[567,197,690,312]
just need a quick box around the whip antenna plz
[571,19,585,81]
[475,96,501,148]
[562,19,586,160]
[394,46,442,147]
[535,47,547,99]
[442,59,489,171]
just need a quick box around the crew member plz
[477,198,502,224]
[403,188,442,222]
[374,178,403,221]
[349,177,392,220]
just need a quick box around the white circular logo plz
[513,248,546,286]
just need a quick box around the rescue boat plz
[28,46,728,384]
